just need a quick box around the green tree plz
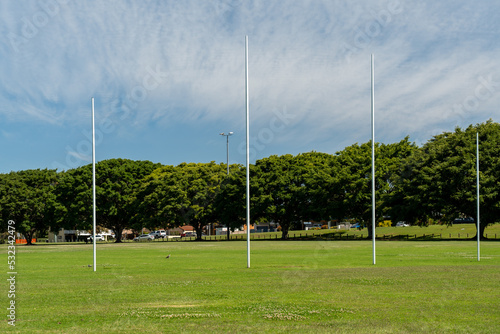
[134,165,186,232]
[0,169,61,245]
[334,142,373,232]
[377,138,420,223]
[138,162,227,240]
[213,164,247,238]
[253,153,335,239]
[291,152,339,224]
[97,159,160,242]
[392,121,500,239]
[335,138,417,236]
[252,155,297,239]
[57,159,160,242]
[56,165,93,233]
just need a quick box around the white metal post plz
[371,54,376,265]
[245,35,251,268]
[92,98,96,272]
[476,132,480,261]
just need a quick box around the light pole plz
[220,132,233,175]
[219,132,233,240]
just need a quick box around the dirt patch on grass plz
[140,303,199,308]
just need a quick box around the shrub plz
[377,220,392,227]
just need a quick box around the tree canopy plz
[57,159,160,242]
[1,121,499,242]
[0,169,60,245]
[136,162,227,240]
[390,121,500,239]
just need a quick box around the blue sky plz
[0,0,499,173]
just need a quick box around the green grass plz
[291,223,500,240]
[32,223,500,244]
[2,240,499,333]
[174,223,500,241]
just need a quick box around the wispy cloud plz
[0,0,499,170]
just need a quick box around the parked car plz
[87,235,105,241]
[396,221,410,227]
[134,234,154,242]
[181,231,197,238]
[453,217,474,224]
[150,230,167,239]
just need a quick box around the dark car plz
[453,217,475,224]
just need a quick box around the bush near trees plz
[0,121,499,243]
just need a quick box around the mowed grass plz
[2,240,499,333]
[177,223,500,241]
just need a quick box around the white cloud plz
[0,0,499,169]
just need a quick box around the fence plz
[20,232,498,244]
[146,232,499,242]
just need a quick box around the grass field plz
[2,240,499,333]
[164,223,500,241]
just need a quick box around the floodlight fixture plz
[219,132,234,175]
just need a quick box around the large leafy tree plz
[138,162,227,240]
[335,138,417,236]
[97,159,160,242]
[393,121,500,239]
[0,169,61,245]
[56,165,93,232]
[58,159,160,242]
[214,152,337,240]
[252,154,301,239]
[133,165,186,232]
[213,164,247,238]
[291,152,339,223]
[333,143,371,225]
[252,153,334,239]
[377,138,420,221]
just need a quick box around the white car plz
[150,230,167,239]
[396,221,410,227]
[134,234,154,242]
[87,235,105,241]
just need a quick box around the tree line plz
[1,121,499,244]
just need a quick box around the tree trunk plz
[194,221,203,241]
[196,228,203,241]
[281,224,289,240]
[24,229,35,245]
[367,223,373,240]
[478,222,488,240]
[112,226,124,243]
